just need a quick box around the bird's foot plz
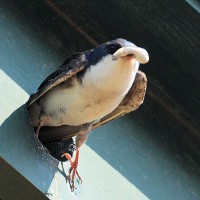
[36,119,44,138]
[62,149,82,191]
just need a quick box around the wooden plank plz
[1,1,200,200]
[0,157,49,200]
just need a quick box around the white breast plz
[42,55,139,126]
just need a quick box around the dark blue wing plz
[27,52,87,107]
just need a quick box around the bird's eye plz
[107,44,121,54]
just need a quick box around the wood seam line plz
[43,0,99,47]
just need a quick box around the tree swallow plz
[27,38,149,190]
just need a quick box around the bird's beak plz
[112,46,149,64]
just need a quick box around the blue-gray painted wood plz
[0,157,49,200]
[1,1,200,200]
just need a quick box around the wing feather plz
[38,71,147,142]
[27,53,87,107]
[92,70,147,129]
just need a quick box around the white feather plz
[42,55,139,126]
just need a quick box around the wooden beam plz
[0,157,49,200]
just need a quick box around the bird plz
[27,38,149,191]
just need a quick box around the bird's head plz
[87,38,149,67]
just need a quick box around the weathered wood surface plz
[1,1,200,200]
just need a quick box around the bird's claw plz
[68,165,82,191]
[62,150,82,192]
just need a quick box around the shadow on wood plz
[0,105,59,196]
